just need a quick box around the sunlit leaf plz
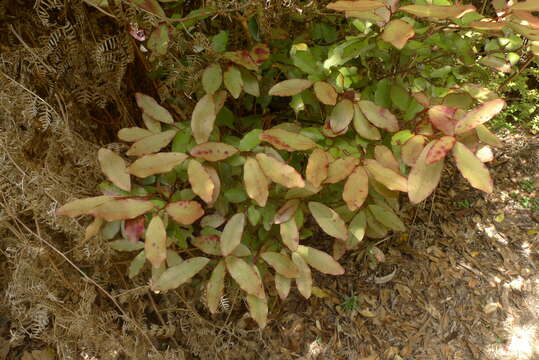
[191,94,217,144]
[90,199,154,221]
[358,100,399,132]
[364,159,407,192]
[275,273,291,300]
[190,142,238,162]
[126,130,177,156]
[274,199,300,225]
[135,93,173,124]
[343,166,369,211]
[353,103,381,140]
[188,160,215,203]
[381,19,415,49]
[325,157,359,184]
[98,149,131,192]
[220,213,246,256]
[374,145,400,173]
[166,200,204,225]
[428,105,458,136]
[143,113,161,133]
[452,142,493,193]
[244,158,269,207]
[368,204,405,232]
[327,0,385,12]
[246,294,268,328]
[256,153,305,188]
[313,81,337,105]
[118,127,153,142]
[225,256,265,298]
[308,202,348,240]
[401,135,425,166]
[476,124,503,147]
[260,128,316,151]
[296,245,345,275]
[280,218,300,251]
[408,140,444,204]
[261,252,299,278]
[57,195,114,217]
[454,99,506,134]
[207,260,226,314]
[347,211,366,249]
[400,4,476,19]
[223,65,243,99]
[306,148,329,187]
[204,165,221,205]
[145,215,167,268]
[268,79,313,96]
[202,63,223,94]
[191,235,222,255]
[152,257,210,292]
[128,153,188,178]
[329,99,354,133]
[426,136,456,165]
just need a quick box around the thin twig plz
[147,290,181,348]
[497,55,534,92]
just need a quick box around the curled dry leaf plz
[308,201,348,240]
[306,148,329,187]
[364,159,408,192]
[313,81,337,105]
[374,267,397,284]
[225,256,265,298]
[135,92,173,124]
[296,245,345,275]
[256,153,305,188]
[126,130,177,157]
[343,166,369,211]
[325,157,359,184]
[191,94,217,144]
[190,142,238,161]
[128,152,188,178]
[453,141,493,193]
[98,148,131,192]
[268,79,313,96]
[145,215,167,268]
[90,199,154,222]
[220,213,246,256]
[188,160,215,204]
[260,128,316,151]
[56,195,114,217]
[381,19,415,49]
[244,157,269,207]
[260,252,299,279]
[166,200,204,225]
[426,136,456,165]
[408,140,445,204]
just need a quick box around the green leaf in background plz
[390,84,411,112]
[211,30,228,53]
[311,23,337,43]
[239,129,263,151]
[375,79,391,108]
[224,187,248,203]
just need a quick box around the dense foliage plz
[59,0,539,327]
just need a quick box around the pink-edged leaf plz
[426,136,456,165]
[190,142,238,161]
[381,19,415,49]
[260,128,316,151]
[313,81,338,105]
[454,99,506,134]
[306,148,329,187]
[513,11,539,30]
[256,153,305,188]
[480,55,512,73]
[358,100,399,132]
[428,105,458,136]
[400,4,476,19]
[244,157,269,207]
[452,142,493,193]
[268,79,313,97]
[166,200,204,225]
[364,159,408,192]
[125,216,145,243]
[325,157,359,184]
[408,140,445,204]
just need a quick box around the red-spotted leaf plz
[246,294,268,328]
[401,135,425,166]
[325,157,359,184]
[223,50,258,71]
[57,196,114,218]
[250,43,270,65]
[188,160,215,203]
[223,65,243,99]
[191,94,217,144]
[291,252,312,299]
[261,252,299,279]
[428,105,458,136]
[452,142,493,193]
[327,0,385,12]
[225,256,265,298]
[306,148,329,187]
[124,217,145,243]
[128,153,188,178]
[313,81,338,105]
[280,218,300,251]
[454,99,506,135]
[275,273,291,301]
[202,63,222,94]
[220,213,246,256]
[353,103,381,140]
[296,245,345,275]
[207,260,226,314]
[343,166,369,211]
[166,200,204,225]
[268,79,313,97]
[308,202,348,240]
[374,145,400,173]
[244,158,269,207]
[126,130,177,156]
[152,257,210,292]
[98,149,131,192]
[476,124,503,147]
[329,99,354,133]
[274,199,300,225]
[381,19,415,49]
[364,159,408,192]
[400,4,476,19]
[358,100,399,132]
[256,153,305,188]
[408,140,445,204]
[260,128,316,151]
[118,127,153,142]
[190,142,238,161]
[90,199,154,221]
[145,216,167,268]
[426,136,456,165]
[135,93,173,124]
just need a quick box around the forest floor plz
[1,1,538,359]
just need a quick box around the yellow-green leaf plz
[291,252,312,299]
[202,63,222,94]
[90,199,154,221]
[454,99,506,134]
[358,100,399,132]
[400,4,476,19]
[408,140,444,204]
[306,148,329,188]
[220,213,246,256]
[353,103,381,140]
[166,200,204,225]
[256,153,305,188]
[243,158,269,207]
[260,128,316,151]
[313,81,337,105]
[191,94,217,144]
[135,92,173,124]
[452,141,493,193]
[152,257,210,292]
[476,124,503,147]
[223,65,243,99]
[308,202,348,240]
[261,252,299,278]
[241,70,260,97]
[347,211,366,249]
[56,196,114,217]
[225,256,265,298]
[381,19,415,49]
[368,204,405,232]
[98,148,131,192]
[126,130,177,156]
[325,157,359,184]
[364,159,407,192]
[128,251,146,278]
[147,24,169,57]
[327,0,385,12]
[343,166,369,211]
[268,79,313,96]
[85,217,104,240]
[190,142,238,161]
[296,245,345,275]
[207,260,226,314]
[128,152,188,178]
[110,239,145,252]
[246,294,268,328]
[145,216,167,268]
[191,235,222,255]
[188,160,215,203]
[118,127,153,142]
[275,273,291,300]
[280,218,300,251]
[329,99,354,133]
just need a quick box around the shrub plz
[58,0,538,327]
